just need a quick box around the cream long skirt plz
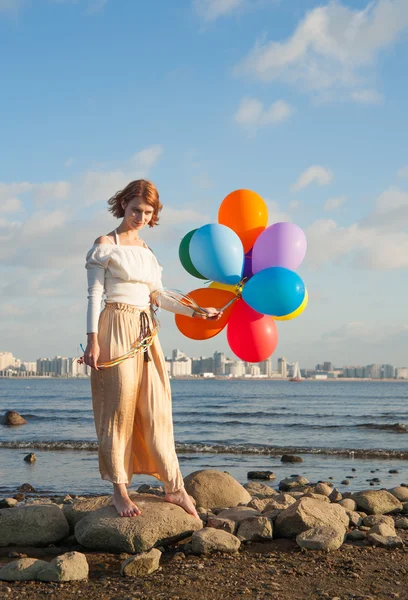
[90,301,184,493]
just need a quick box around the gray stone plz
[296,526,345,551]
[388,486,408,502]
[281,455,303,463]
[120,548,161,577]
[62,495,115,533]
[216,507,260,522]
[237,517,273,542]
[184,470,251,509]
[352,490,403,515]
[368,519,396,537]
[75,494,202,553]
[362,514,393,528]
[329,489,342,503]
[346,510,363,527]
[0,504,69,547]
[243,482,277,498]
[206,517,236,534]
[0,558,49,581]
[192,528,240,554]
[347,530,366,541]
[248,497,275,512]
[279,476,309,491]
[395,517,408,530]
[275,497,348,539]
[366,533,403,548]
[247,471,276,480]
[36,551,89,582]
[261,494,297,513]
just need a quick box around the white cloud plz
[234,97,293,130]
[234,0,408,100]
[0,197,22,213]
[194,0,244,21]
[397,165,408,178]
[360,186,408,231]
[289,200,300,211]
[291,165,333,192]
[65,157,75,168]
[131,145,163,170]
[350,89,383,104]
[87,0,108,14]
[264,199,290,224]
[324,195,346,211]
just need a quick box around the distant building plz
[214,351,226,376]
[0,352,15,370]
[323,361,333,372]
[192,356,214,375]
[225,360,245,377]
[382,364,395,379]
[259,357,273,377]
[396,367,408,379]
[277,357,287,378]
[367,364,381,379]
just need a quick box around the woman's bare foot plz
[112,483,141,517]
[165,487,200,520]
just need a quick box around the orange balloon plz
[175,287,236,340]
[218,189,268,253]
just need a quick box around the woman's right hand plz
[84,335,100,370]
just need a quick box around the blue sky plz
[1,0,408,368]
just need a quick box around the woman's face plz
[122,197,154,230]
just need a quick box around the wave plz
[1,440,408,459]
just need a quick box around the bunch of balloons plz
[176,189,308,363]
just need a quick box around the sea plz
[0,378,407,497]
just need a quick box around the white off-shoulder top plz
[85,234,194,333]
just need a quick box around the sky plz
[0,0,408,369]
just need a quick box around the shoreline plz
[1,375,407,382]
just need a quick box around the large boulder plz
[275,497,348,539]
[62,495,114,533]
[191,528,240,554]
[278,476,309,491]
[237,517,273,542]
[352,490,403,515]
[184,470,251,509]
[0,558,49,581]
[388,487,408,502]
[243,482,277,499]
[0,504,69,547]
[36,552,89,582]
[75,494,202,553]
[296,526,345,551]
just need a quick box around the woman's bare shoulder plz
[94,233,115,245]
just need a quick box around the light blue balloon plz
[242,266,305,316]
[189,223,244,286]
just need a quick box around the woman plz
[84,179,221,519]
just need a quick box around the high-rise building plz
[213,351,226,376]
[323,361,333,372]
[277,357,287,378]
[225,360,245,377]
[382,364,395,379]
[367,364,381,379]
[0,352,15,370]
[396,367,408,379]
[259,357,273,377]
[171,357,192,377]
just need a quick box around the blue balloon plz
[242,266,305,316]
[189,223,244,286]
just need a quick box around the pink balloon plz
[227,299,278,362]
[252,222,307,273]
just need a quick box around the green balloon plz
[179,229,207,279]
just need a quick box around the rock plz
[136,484,165,497]
[329,489,342,503]
[389,469,400,474]
[303,493,331,503]
[279,476,309,491]
[18,483,36,492]
[341,480,350,485]
[296,526,345,551]
[1,411,27,426]
[120,548,161,577]
[243,482,277,498]
[36,551,89,582]
[216,507,260,522]
[0,504,69,547]
[347,530,366,541]
[313,483,333,497]
[262,509,282,522]
[338,499,357,511]
[75,494,202,553]
[395,517,408,530]
[62,495,114,533]
[281,455,303,463]
[368,518,396,537]
[0,498,18,509]
[237,517,273,542]
[261,493,297,512]
[362,514,394,528]
[191,528,240,554]
[247,471,276,480]
[206,517,236,534]
[184,470,251,509]
[247,497,275,512]
[0,558,50,581]
[352,490,403,515]
[346,511,363,527]
[388,486,408,502]
[275,497,348,539]
[403,502,408,514]
[366,533,403,548]
[23,453,36,463]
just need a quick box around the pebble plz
[389,469,400,474]
[342,480,350,485]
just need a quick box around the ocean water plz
[0,378,407,496]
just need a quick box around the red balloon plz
[227,299,278,362]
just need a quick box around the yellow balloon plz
[209,281,239,295]
[274,289,309,321]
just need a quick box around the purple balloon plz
[252,222,307,273]
[243,251,253,280]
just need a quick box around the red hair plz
[107,179,162,227]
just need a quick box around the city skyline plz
[1,1,408,365]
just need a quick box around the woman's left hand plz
[194,307,223,320]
